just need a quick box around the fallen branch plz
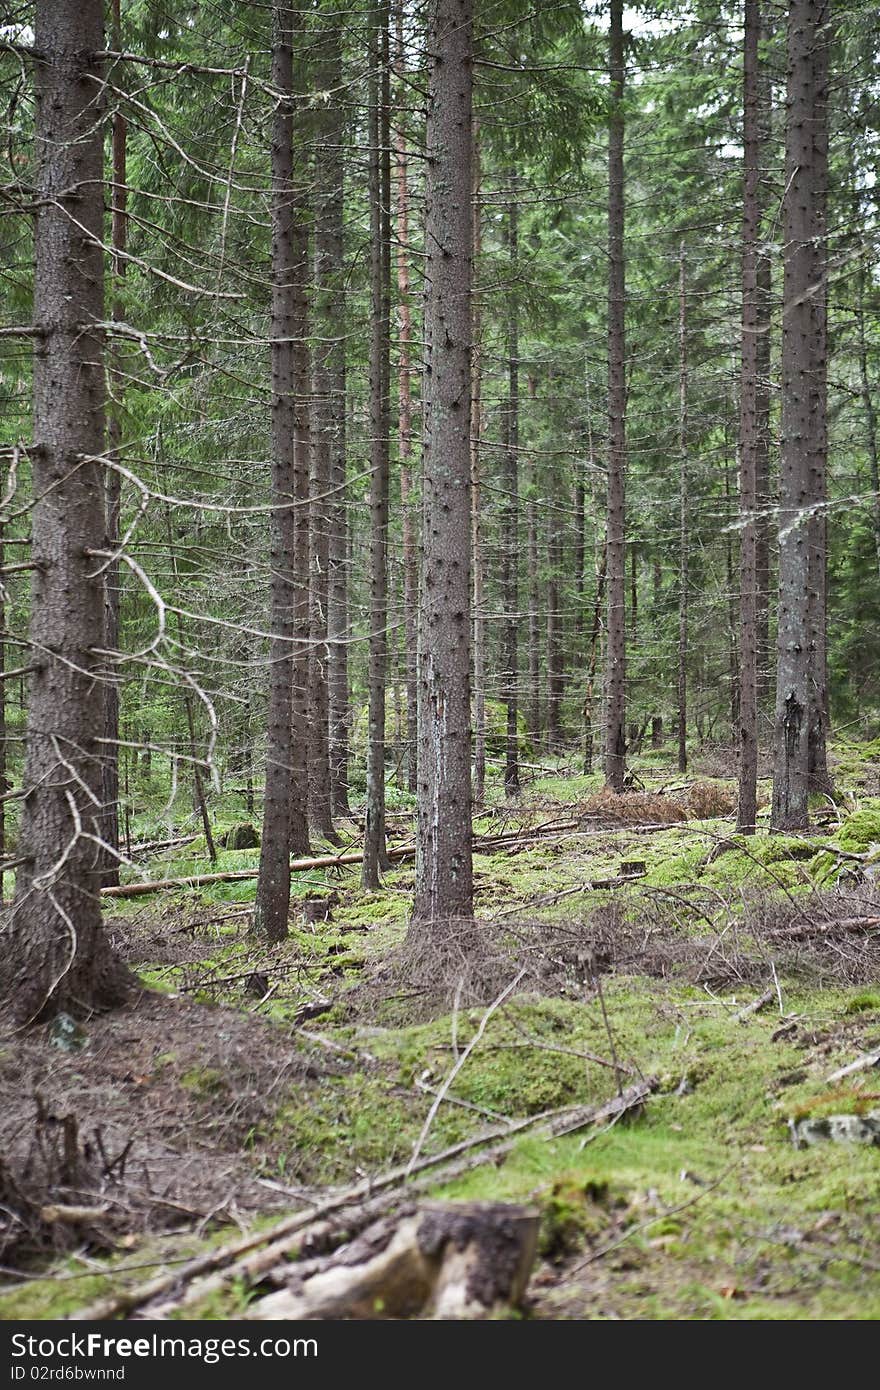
[99,817,695,900]
[734,987,775,1022]
[826,1049,880,1084]
[69,1078,656,1321]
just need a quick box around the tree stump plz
[247,1201,539,1320]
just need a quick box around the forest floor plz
[2,741,880,1321]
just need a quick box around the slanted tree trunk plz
[254,5,300,940]
[771,0,828,829]
[604,0,627,792]
[471,120,487,806]
[502,175,521,797]
[677,243,688,775]
[363,4,392,888]
[738,2,762,833]
[4,0,132,1020]
[411,0,474,927]
[394,5,419,798]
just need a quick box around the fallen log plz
[246,1202,539,1321]
[70,1078,655,1321]
[99,817,685,901]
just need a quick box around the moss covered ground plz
[2,743,879,1321]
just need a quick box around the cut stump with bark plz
[247,1201,538,1320]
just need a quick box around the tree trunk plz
[856,252,880,580]
[583,543,607,775]
[324,32,351,819]
[5,0,132,1020]
[362,4,392,888]
[677,243,688,775]
[411,0,474,927]
[738,0,761,834]
[546,523,563,751]
[289,86,312,860]
[527,492,541,745]
[604,0,627,792]
[98,0,126,889]
[395,5,419,797]
[471,120,487,806]
[771,0,828,829]
[502,174,521,797]
[309,46,340,844]
[806,4,832,799]
[254,6,300,940]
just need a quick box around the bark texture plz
[737,0,761,833]
[604,0,627,791]
[771,0,830,828]
[6,0,132,1019]
[362,4,392,887]
[411,0,474,926]
[254,7,300,941]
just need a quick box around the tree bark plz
[502,174,521,796]
[324,31,351,820]
[98,0,126,889]
[546,522,563,751]
[771,0,829,829]
[394,6,419,798]
[254,5,300,941]
[738,2,761,834]
[471,120,487,806]
[806,5,832,798]
[604,0,627,791]
[309,38,341,844]
[362,3,392,888]
[5,0,132,1019]
[411,0,474,927]
[677,243,688,775]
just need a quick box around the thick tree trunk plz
[604,0,627,792]
[502,177,521,797]
[411,0,474,927]
[362,5,392,888]
[254,6,300,941]
[738,1,761,833]
[5,0,132,1020]
[394,10,419,799]
[771,0,828,829]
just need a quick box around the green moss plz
[835,807,880,853]
[180,1066,227,1097]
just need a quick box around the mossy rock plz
[836,808,880,853]
[221,822,260,850]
